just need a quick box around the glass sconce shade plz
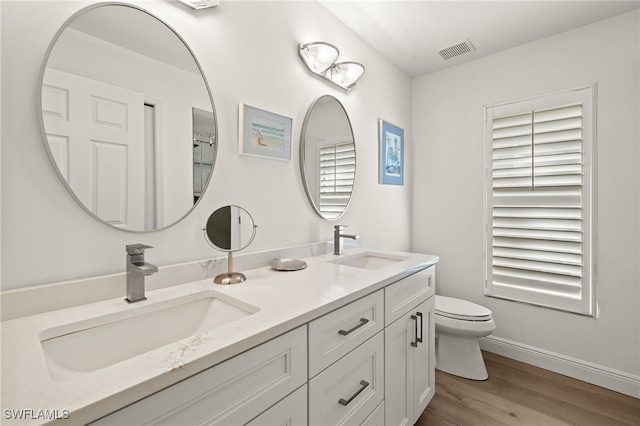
[177,0,219,9]
[326,62,366,90]
[298,41,365,90]
[298,42,340,74]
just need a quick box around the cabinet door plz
[384,309,412,426]
[413,297,435,420]
[384,297,435,426]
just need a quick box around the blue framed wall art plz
[379,120,404,185]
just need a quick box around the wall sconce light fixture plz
[178,0,219,10]
[298,42,365,90]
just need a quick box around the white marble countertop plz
[1,247,438,425]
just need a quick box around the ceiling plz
[69,4,200,74]
[319,0,640,77]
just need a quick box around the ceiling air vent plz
[437,39,476,60]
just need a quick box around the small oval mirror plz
[204,205,257,252]
[300,95,356,220]
[204,205,257,285]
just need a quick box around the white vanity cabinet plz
[92,326,307,426]
[90,266,437,426]
[384,267,436,426]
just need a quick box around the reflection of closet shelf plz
[193,108,215,199]
[193,133,216,146]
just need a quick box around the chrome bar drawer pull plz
[338,380,369,406]
[416,312,424,344]
[338,318,369,336]
[411,314,418,347]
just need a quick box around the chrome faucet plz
[334,225,360,255]
[125,244,158,303]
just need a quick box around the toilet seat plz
[435,295,492,321]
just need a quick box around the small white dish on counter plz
[270,258,308,271]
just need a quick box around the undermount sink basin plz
[331,251,409,270]
[39,291,259,381]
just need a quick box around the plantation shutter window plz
[484,86,595,316]
[318,139,356,220]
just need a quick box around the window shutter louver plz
[485,86,595,316]
[318,141,355,220]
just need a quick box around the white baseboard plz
[480,336,640,399]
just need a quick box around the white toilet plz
[434,295,496,380]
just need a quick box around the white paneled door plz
[42,68,145,229]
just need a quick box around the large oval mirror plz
[300,95,356,220]
[39,3,217,231]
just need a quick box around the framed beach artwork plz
[379,120,404,185]
[239,103,292,161]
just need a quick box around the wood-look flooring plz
[417,351,640,426]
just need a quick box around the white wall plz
[0,0,412,290]
[412,10,640,376]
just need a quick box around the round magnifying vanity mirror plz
[39,3,217,231]
[204,206,258,285]
[300,95,356,220]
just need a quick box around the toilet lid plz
[435,295,492,321]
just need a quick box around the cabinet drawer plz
[361,401,384,426]
[385,267,435,326]
[246,384,307,426]
[309,332,384,426]
[93,326,307,426]
[308,290,383,377]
